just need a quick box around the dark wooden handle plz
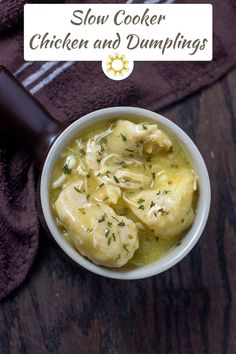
[0,65,66,165]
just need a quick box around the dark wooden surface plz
[1,67,236,354]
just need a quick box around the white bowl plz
[40,107,211,280]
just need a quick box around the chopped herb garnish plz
[112,233,116,241]
[112,216,119,222]
[123,244,130,253]
[158,208,169,216]
[156,191,161,195]
[137,198,145,204]
[146,156,151,162]
[125,148,134,153]
[113,176,119,184]
[118,221,125,227]
[181,219,185,223]
[138,204,145,210]
[97,159,101,163]
[79,149,85,157]
[63,163,71,175]
[114,254,121,263]
[152,172,156,180]
[119,161,128,168]
[99,183,105,188]
[154,212,157,217]
[107,221,113,227]
[86,194,90,201]
[98,214,106,223]
[120,133,127,142]
[163,190,170,195]
[124,177,130,182]
[108,237,111,245]
[150,201,155,208]
[156,236,159,242]
[142,124,147,130]
[74,186,81,193]
[105,229,110,238]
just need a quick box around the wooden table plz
[0,67,236,354]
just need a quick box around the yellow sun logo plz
[107,54,129,76]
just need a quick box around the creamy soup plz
[50,118,198,269]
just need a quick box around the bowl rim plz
[40,106,211,280]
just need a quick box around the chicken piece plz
[114,170,151,189]
[97,169,152,190]
[107,120,172,156]
[55,184,139,267]
[93,184,121,205]
[144,127,172,154]
[52,155,76,189]
[85,139,101,170]
[124,169,197,238]
[98,153,142,175]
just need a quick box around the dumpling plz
[107,120,172,156]
[124,169,197,238]
[55,184,139,267]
